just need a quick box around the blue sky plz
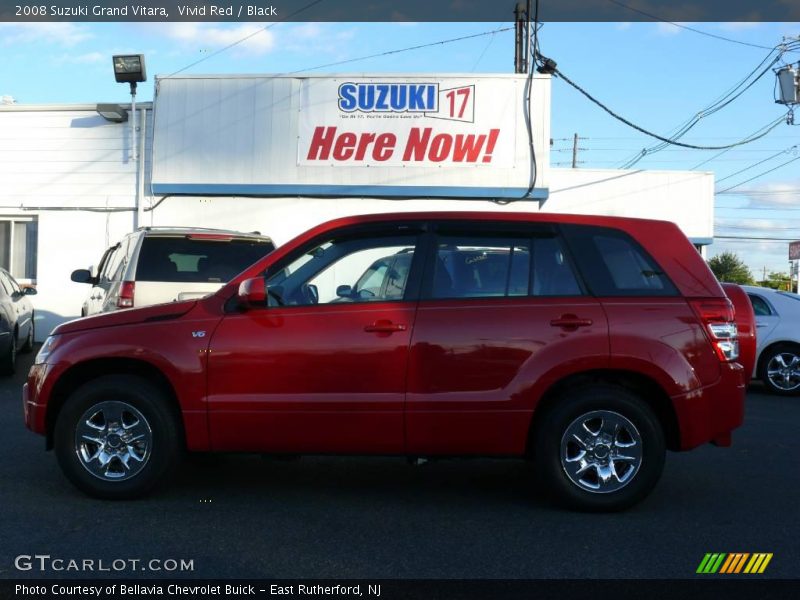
[1,20,799,276]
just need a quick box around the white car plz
[742,285,800,395]
[71,227,274,315]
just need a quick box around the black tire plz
[533,384,665,512]
[54,375,182,499]
[759,343,800,396]
[20,317,34,354]
[0,332,17,376]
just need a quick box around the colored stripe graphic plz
[720,553,750,573]
[744,553,773,574]
[699,553,773,574]
[697,553,727,574]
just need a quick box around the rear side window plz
[748,294,773,316]
[136,237,274,283]
[431,235,531,299]
[562,225,678,297]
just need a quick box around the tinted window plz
[748,294,773,316]
[102,243,127,283]
[431,236,531,299]
[136,237,274,283]
[563,225,678,297]
[266,234,417,306]
[531,236,582,296]
[354,252,414,301]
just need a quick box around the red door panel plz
[406,297,609,455]
[207,302,415,453]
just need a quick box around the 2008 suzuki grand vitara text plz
[24,212,746,511]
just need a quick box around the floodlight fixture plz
[96,104,128,123]
[112,54,147,84]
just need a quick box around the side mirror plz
[22,287,37,296]
[336,285,352,298]
[237,277,267,309]
[71,269,94,284]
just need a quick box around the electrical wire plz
[619,46,788,168]
[164,0,326,78]
[605,0,778,51]
[284,27,514,74]
[520,0,540,201]
[550,64,789,151]
[715,144,799,183]
[716,154,800,194]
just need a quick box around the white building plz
[0,73,713,339]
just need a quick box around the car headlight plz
[35,336,58,365]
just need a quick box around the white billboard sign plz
[298,80,516,168]
[151,74,549,199]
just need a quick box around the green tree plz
[758,271,791,290]
[707,251,754,285]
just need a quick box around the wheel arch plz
[526,369,680,453]
[45,358,184,451]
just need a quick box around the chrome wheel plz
[75,401,152,481]
[765,351,800,392]
[560,410,643,494]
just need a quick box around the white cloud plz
[717,22,762,32]
[654,22,685,36]
[0,23,92,47]
[53,51,106,66]
[143,22,275,56]
[742,180,800,208]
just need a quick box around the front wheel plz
[54,375,182,499]
[533,384,665,512]
[760,344,800,395]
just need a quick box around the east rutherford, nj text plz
[272,584,381,596]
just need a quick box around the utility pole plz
[572,133,579,168]
[570,134,588,168]
[513,3,529,74]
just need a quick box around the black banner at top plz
[0,0,798,22]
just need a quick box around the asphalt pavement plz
[1,348,798,580]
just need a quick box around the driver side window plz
[266,233,417,306]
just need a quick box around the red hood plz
[53,300,198,335]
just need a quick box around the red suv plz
[23,212,745,510]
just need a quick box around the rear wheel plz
[54,375,182,499]
[760,343,800,395]
[533,384,665,512]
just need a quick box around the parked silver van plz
[71,227,275,316]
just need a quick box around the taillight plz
[118,281,135,308]
[689,298,739,362]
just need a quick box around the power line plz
[620,46,785,168]
[716,155,800,194]
[285,26,514,74]
[715,144,799,183]
[550,64,788,151]
[165,0,326,78]
[715,235,800,241]
[605,0,778,51]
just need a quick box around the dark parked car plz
[24,212,745,511]
[0,268,36,374]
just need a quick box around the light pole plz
[112,55,147,161]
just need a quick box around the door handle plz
[364,320,407,333]
[756,323,769,328]
[550,314,593,329]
